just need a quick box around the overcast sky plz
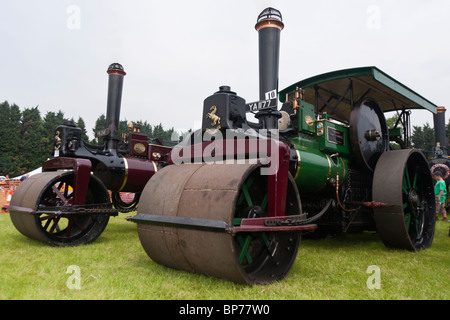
[1,0,449,140]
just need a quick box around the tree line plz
[0,101,177,177]
[386,114,450,157]
[1,100,449,177]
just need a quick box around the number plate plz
[245,98,277,112]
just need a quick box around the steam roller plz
[8,63,163,247]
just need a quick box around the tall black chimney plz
[254,7,284,130]
[433,106,448,156]
[105,63,126,152]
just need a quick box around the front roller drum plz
[135,163,304,285]
[372,149,435,251]
[9,171,110,246]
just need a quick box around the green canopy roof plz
[279,66,437,122]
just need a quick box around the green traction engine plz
[130,8,438,285]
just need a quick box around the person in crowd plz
[433,171,448,221]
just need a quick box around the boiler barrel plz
[290,138,348,193]
[92,156,157,193]
[117,157,158,193]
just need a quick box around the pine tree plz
[76,117,89,142]
[18,107,48,173]
[43,111,67,158]
[411,123,435,157]
[92,114,106,144]
[139,121,153,138]
[0,102,23,176]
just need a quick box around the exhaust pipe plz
[433,106,448,157]
[105,63,126,152]
[254,7,284,130]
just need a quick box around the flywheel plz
[350,98,389,171]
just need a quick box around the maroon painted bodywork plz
[118,156,158,193]
[169,138,292,217]
[42,157,91,205]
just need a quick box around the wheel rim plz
[401,157,430,248]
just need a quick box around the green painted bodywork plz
[289,100,349,193]
[289,128,349,194]
[316,120,350,157]
[297,100,316,135]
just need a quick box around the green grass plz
[0,212,449,300]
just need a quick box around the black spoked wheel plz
[10,172,110,246]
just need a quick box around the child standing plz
[432,171,448,221]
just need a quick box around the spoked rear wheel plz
[372,149,435,251]
[10,171,110,246]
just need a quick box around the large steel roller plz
[372,149,436,251]
[135,163,304,285]
[9,171,110,246]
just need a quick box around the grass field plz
[0,211,449,300]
